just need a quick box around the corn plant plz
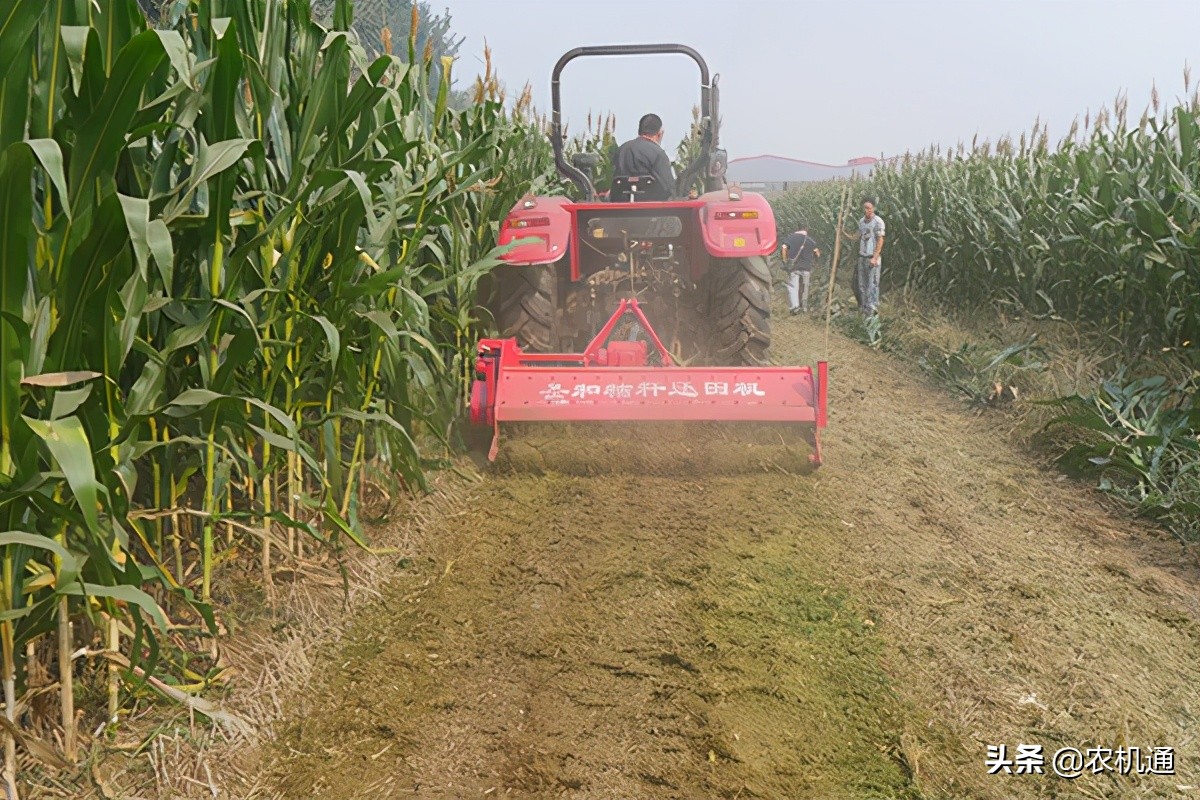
[0,0,554,789]
[770,79,1200,542]
[913,338,1048,407]
[775,81,1200,351]
[1044,371,1200,540]
[833,310,888,351]
[772,178,854,255]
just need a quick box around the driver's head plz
[638,113,664,143]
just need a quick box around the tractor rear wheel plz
[493,264,558,352]
[705,256,772,366]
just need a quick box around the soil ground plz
[249,302,1200,799]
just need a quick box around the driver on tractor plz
[612,113,677,201]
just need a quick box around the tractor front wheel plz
[705,256,772,366]
[493,264,558,352]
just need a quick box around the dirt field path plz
[257,307,1200,799]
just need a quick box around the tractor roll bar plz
[550,44,714,200]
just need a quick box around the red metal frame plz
[498,192,779,276]
[470,299,827,465]
[565,200,708,213]
[566,200,706,281]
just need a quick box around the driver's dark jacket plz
[613,136,676,200]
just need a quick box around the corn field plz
[773,83,1200,352]
[0,0,553,789]
[770,85,1200,542]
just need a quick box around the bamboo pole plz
[825,183,851,355]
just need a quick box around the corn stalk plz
[0,0,555,786]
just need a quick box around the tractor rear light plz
[714,210,759,220]
[508,216,551,228]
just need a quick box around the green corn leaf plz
[165,387,225,410]
[51,192,130,374]
[0,1,44,70]
[154,29,192,88]
[26,139,69,219]
[310,314,341,367]
[49,385,92,420]
[117,193,152,276]
[162,137,256,223]
[0,1,44,149]
[0,531,83,592]
[147,218,173,292]
[123,359,163,419]
[58,25,89,96]
[322,494,368,550]
[359,308,399,340]
[245,423,323,484]
[163,316,211,355]
[21,415,103,536]
[0,143,34,465]
[63,582,169,634]
[68,29,167,216]
[116,270,148,363]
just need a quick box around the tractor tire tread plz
[706,256,772,366]
[494,265,557,352]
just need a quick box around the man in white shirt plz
[854,197,885,316]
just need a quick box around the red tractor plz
[486,43,775,366]
[470,44,826,463]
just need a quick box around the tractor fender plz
[696,190,778,257]
[498,196,572,265]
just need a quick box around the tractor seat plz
[609,174,669,203]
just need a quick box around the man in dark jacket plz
[780,226,821,314]
[612,113,676,201]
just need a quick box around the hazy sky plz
[436,0,1200,165]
